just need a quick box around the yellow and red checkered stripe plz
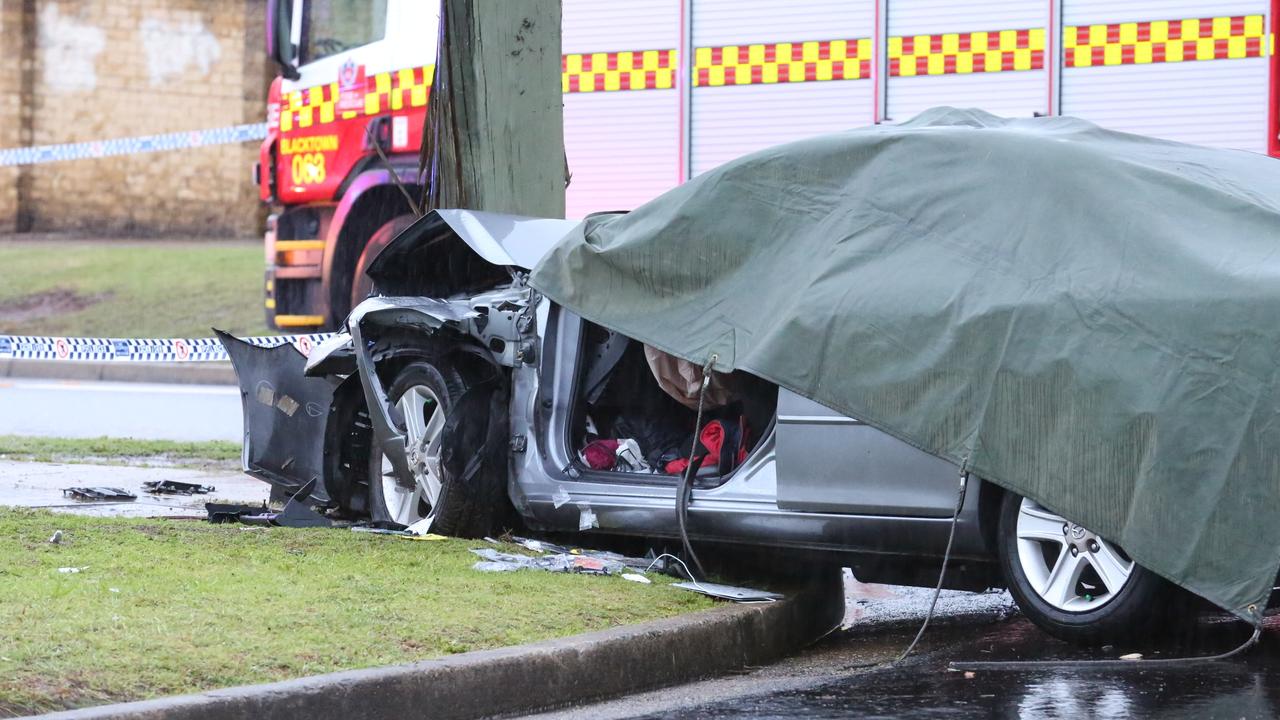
[282,13,1271,112]
[889,28,1045,76]
[562,50,676,92]
[692,39,873,87]
[1065,15,1266,67]
[280,65,434,131]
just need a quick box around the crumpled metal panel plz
[217,330,334,504]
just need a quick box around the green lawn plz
[0,241,271,338]
[0,509,713,716]
[0,436,241,471]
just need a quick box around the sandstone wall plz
[0,0,269,237]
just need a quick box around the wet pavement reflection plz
[635,616,1278,719]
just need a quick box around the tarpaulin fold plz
[531,108,1280,620]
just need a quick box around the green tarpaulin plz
[531,108,1280,621]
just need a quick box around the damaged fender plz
[304,331,356,377]
[348,288,538,491]
[346,296,480,490]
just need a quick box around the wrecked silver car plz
[224,204,1176,647]
[224,110,1280,647]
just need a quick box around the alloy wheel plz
[1015,497,1135,612]
[379,384,446,525]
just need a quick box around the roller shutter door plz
[885,0,1050,123]
[562,0,679,218]
[690,0,875,176]
[1060,1,1269,152]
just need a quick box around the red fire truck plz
[259,0,1280,330]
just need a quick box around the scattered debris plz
[269,481,332,528]
[62,487,136,501]
[510,536,661,572]
[142,480,215,495]
[354,519,407,531]
[205,502,271,524]
[552,485,571,508]
[405,515,434,536]
[109,588,120,593]
[964,671,976,679]
[1120,653,1143,661]
[349,519,408,535]
[622,573,651,584]
[671,581,783,603]
[56,566,87,574]
[577,503,598,531]
[48,530,62,544]
[469,539,674,580]
[508,536,571,554]
[471,548,631,575]
[204,479,330,528]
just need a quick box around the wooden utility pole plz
[420,0,565,218]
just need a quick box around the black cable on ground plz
[947,624,1263,672]
[842,466,969,670]
[675,354,717,581]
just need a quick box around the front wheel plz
[997,492,1194,645]
[367,357,508,538]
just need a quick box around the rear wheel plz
[997,493,1194,644]
[367,357,507,537]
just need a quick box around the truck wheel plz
[350,215,415,311]
[997,492,1194,644]
[368,358,507,538]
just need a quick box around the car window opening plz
[571,322,777,485]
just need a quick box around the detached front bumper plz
[217,330,338,504]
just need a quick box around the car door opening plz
[570,322,777,484]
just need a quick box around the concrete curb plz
[26,573,844,720]
[0,359,235,385]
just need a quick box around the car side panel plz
[774,391,961,518]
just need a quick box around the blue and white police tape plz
[0,333,334,363]
[0,123,268,168]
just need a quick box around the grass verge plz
[0,241,270,338]
[0,436,240,471]
[0,509,714,716]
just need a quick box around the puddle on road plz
[644,617,1279,719]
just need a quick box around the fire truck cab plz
[259,0,1280,331]
[260,0,436,330]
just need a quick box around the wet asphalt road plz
[0,378,241,441]
[530,613,1277,719]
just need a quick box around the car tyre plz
[997,491,1194,645]
[367,358,507,538]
